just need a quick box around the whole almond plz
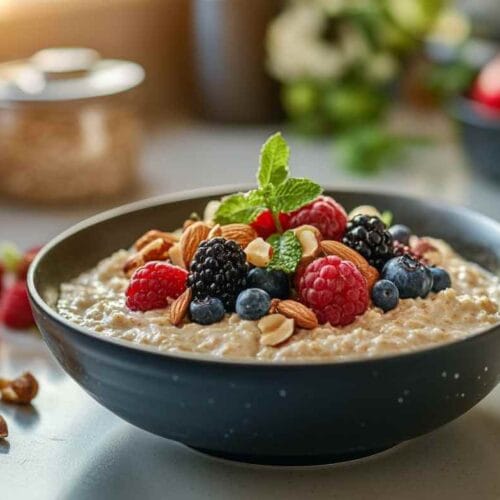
[0,415,7,439]
[320,240,379,289]
[169,288,192,326]
[208,224,223,239]
[134,230,178,251]
[275,300,318,330]
[221,224,258,249]
[180,221,210,266]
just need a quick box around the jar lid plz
[0,48,145,102]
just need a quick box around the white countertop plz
[1,116,500,500]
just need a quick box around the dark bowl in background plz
[28,188,500,466]
[450,95,500,182]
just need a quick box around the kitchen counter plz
[1,117,499,500]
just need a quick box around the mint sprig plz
[267,230,302,274]
[214,132,322,230]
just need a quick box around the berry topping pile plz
[123,133,453,344]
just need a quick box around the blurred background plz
[0,0,499,245]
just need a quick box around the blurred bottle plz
[192,0,282,123]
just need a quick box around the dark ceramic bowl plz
[450,95,500,182]
[28,188,500,466]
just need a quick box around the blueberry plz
[246,268,290,299]
[381,255,433,299]
[388,224,411,245]
[236,288,271,320]
[189,297,225,325]
[371,280,399,312]
[430,267,451,293]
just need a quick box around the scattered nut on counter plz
[0,372,39,405]
[0,415,8,439]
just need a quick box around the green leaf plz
[214,191,265,225]
[258,132,290,189]
[380,210,393,227]
[272,178,322,214]
[267,230,302,274]
[0,242,22,273]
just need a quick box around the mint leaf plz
[380,210,393,227]
[272,178,322,213]
[214,191,265,224]
[267,230,302,274]
[258,132,290,189]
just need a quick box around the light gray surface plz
[1,117,499,500]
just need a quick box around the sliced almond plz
[124,238,171,277]
[0,415,7,439]
[320,240,379,289]
[133,230,178,251]
[292,225,321,262]
[169,243,187,269]
[208,224,223,239]
[258,314,295,346]
[180,221,210,266]
[169,288,192,326]
[123,253,145,278]
[275,300,318,330]
[221,224,258,249]
[244,237,273,267]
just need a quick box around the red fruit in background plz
[126,261,188,312]
[0,281,35,329]
[0,262,4,298]
[16,246,43,280]
[250,210,291,239]
[297,255,368,327]
[287,196,347,240]
[471,56,500,111]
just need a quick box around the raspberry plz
[17,246,43,279]
[297,255,368,326]
[0,262,4,298]
[287,196,347,240]
[126,261,188,311]
[393,241,427,264]
[0,281,35,329]
[251,210,291,239]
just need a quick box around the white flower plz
[267,4,347,81]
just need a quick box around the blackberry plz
[187,238,248,311]
[342,215,394,270]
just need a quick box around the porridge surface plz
[57,239,500,362]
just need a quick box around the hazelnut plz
[0,415,8,439]
[0,372,39,405]
[244,237,273,267]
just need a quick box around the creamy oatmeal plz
[57,238,500,361]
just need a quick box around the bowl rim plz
[27,184,500,368]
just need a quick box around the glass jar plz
[0,48,145,204]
